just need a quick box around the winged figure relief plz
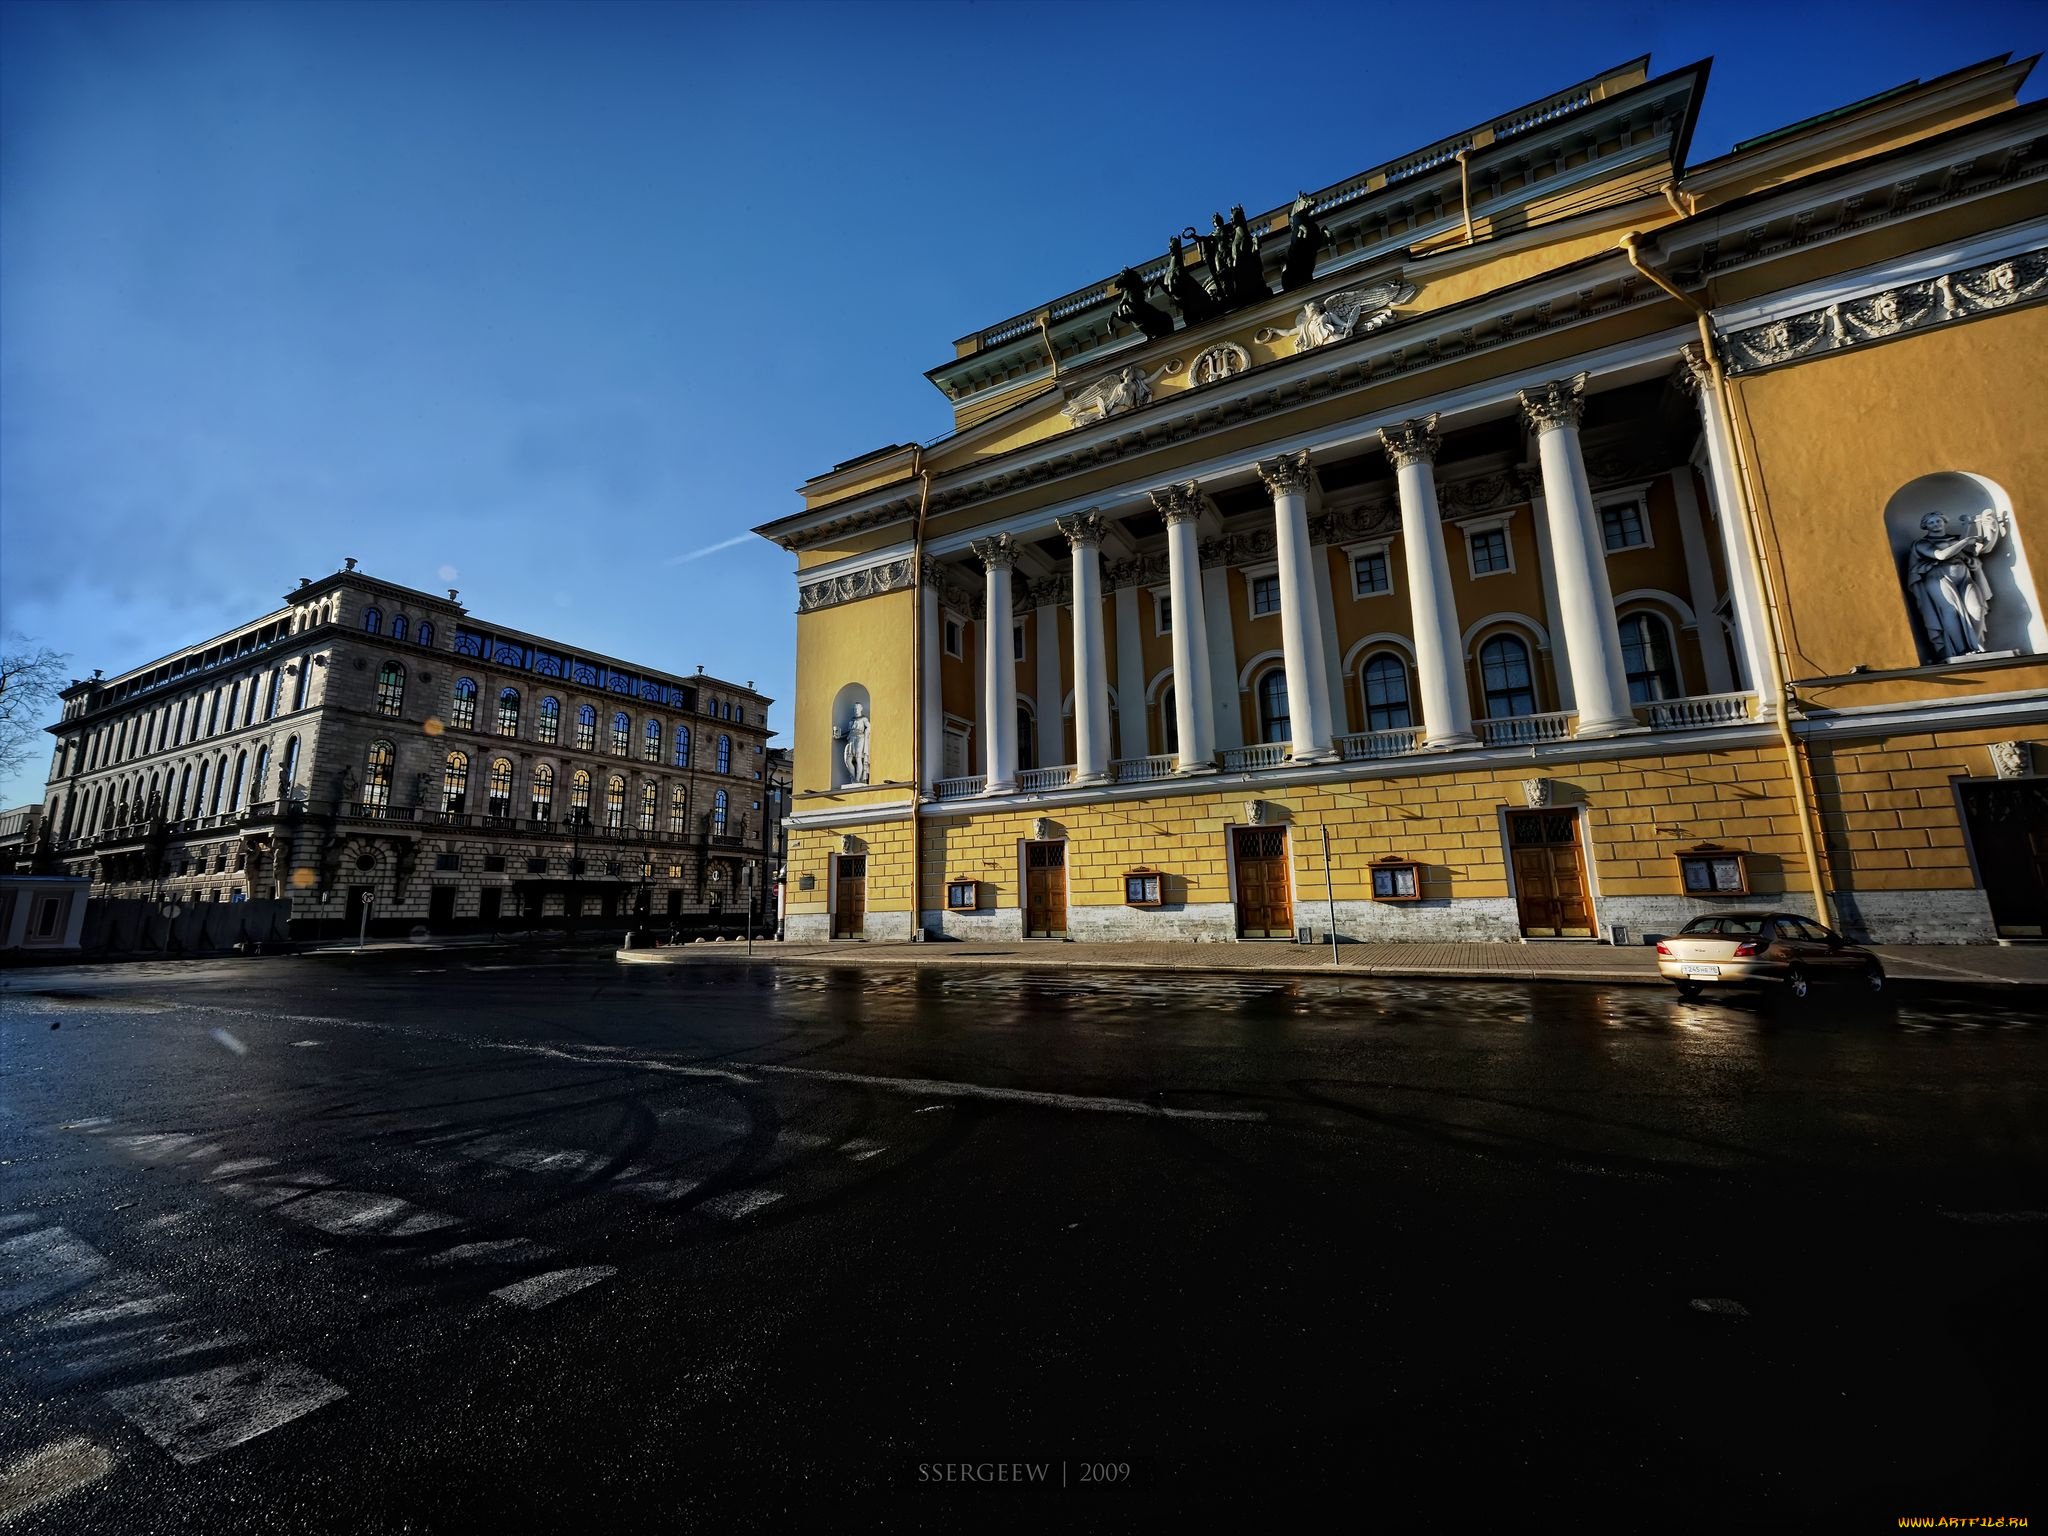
[1284,278,1418,353]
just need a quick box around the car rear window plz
[1678,915,1768,936]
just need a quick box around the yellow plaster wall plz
[793,590,914,794]
[1809,727,2040,894]
[784,816,917,920]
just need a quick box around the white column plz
[1519,373,1643,738]
[1526,490,1576,712]
[1257,453,1337,763]
[1680,345,1773,713]
[1152,484,1215,773]
[1669,467,1735,695]
[1314,553,1350,738]
[1033,598,1060,769]
[1114,586,1148,761]
[1379,416,1479,748]
[1202,567,1242,751]
[971,534,1019,794]
[1056,512,1113,785]
[920,574,943,787]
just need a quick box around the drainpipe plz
[1454,149,1476,247]
[1036,313,1061,383]
[1620,230,1836,930]
[907,448,934,940]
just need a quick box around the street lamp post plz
[565,806,590,945]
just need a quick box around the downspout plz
[1036,313,1061,383]
[1620,230,1836,929]
[1454,149,1476,247]
[906,448,934,940]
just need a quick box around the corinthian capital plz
[1674,342,1714,397]
[969,533,1019,571]
[1054,510,1107,549]
[1257,451,1314,496]
[1150,482,1204,526]
[1518,372,1589,433]
[1378,413,1441,470]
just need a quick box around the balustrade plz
[1337,727,1424,762]
[1479,711,1576,747]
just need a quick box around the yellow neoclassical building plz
[758,53,2048,947]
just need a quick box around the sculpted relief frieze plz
[1721,248,2048,373]
[797,557,915,614]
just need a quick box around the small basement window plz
[1677,843,1748,895]
[1123,869,1164,907]
[1369,856,1422,902]
[946,879,979,912]
[435,853,459,872]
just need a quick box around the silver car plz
[1656,911,1886,1001]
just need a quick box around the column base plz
[982,779,1018,797]
[1573,717,1651,740]
[1421,732,1481,752]
[1287,746,1340,766]
[1071,770,1111,787]
[1175,760,1218,777]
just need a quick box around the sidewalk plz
[616,936,2048,988]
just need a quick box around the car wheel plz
[1784,965,1811,1002]
[1864,962,1885,995]
[1675,980,1703,999]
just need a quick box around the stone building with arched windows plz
[762,52,2048,946]
[36,566,776,936]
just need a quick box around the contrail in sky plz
[664,533,754,566]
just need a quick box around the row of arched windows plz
[78,656,311,777]
[360,607,435,649]
[429,680,736,771]
[59,736,302,840]
[357,743,729,830]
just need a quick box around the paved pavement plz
[2,953,2042,1528]
[622,935,2048,987]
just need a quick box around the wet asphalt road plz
[1,954,2043,1531]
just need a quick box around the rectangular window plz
[943,618,963,659]
[1353,550,1390,597]
[1469,528,1511,575]
[1600,499,1649,552]
[435,853,458,871]
[1012,624,1026,662]
[1250,575,1282,615]
[526,857,548,874]
[483,855,505,873]
[1155,593,1172,635]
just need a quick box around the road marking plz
[700,1190,783,1221]
[749,1063,1267,1122]
[0,1436,117,1524]
[280,1190,460,1237]
[289,1040,324,1048]
[1689,1297,1749,1316]
[1940,1208,2048,1224]
[489,1266,616,1309]
[618,1172,704,1202]
[0,1213,46,1233]
[60,1118,115,1132]
[427,1238,552,1266]
[209,1028,248,1057]
[433,1135,611,1178]
[840,1138,887,1161]
[1,1229,111,1314]
[206,1157,277,1180]
[103,1357,346,1465]
[41,1272,174,1330]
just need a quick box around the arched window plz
[450,678,478,730]
[175,699,189,745]
[488,758,514,817]
[253,745,270,804]
[497,688,520,737]
[1479,635,1537,718]
[417,622,434,649]
[376,662,405,717]
[176,764,193,820]
[148,770,162,817]
[206,691,222,736]
[265,669,283,720]
[1017,704,1036,770]
[1257,670,1291,745]
[391,615,407,642]
[575,704,597,751]
[610,711,630,756]
[537,697,560,746]
[279,736,301,798]
[604,774,626,829]
[1159,685,1179,756]
[673,723,690,767]
[362,606,382,634]
[209,755,229,815]
[443,750,470,814]
[643,718,661,762]
[639,781,658,831]
[292,656,311,711]
[1619,613,1680,704]
[229,751,248,813]
[362,741,394,816]
[1361,654,1413,731]
[716,735,731,774]
[569,768,592,817]
[531,764,555,821]
[669,783,687,832]
[713,788,729,833]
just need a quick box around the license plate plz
[1679,964,1721,977]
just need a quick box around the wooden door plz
[1233,827,1294,939]
[1960,779,2048,938]
[427,885,458,931]
[478,888,502,925]
[833,855,867,939]
[1508,811,1593,937]
[1023,841,1067,937]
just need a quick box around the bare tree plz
[0,636,70,781]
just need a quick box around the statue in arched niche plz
[1906,508,2006,659]
[835,702,871,786]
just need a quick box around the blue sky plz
[3,0,2042,806]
